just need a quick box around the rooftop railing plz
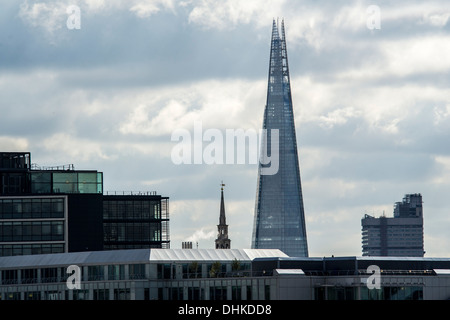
[105,191,159,196]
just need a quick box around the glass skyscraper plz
[251,20,308,257]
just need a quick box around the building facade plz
[252,20,308,257]
[103,193,170,250]
[362,194,424,257]
[0,152,170,257]
[1,249,450,300]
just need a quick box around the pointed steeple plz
[219,182,226,225]
[215,181,230,249]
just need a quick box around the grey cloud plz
[2,0,450,255]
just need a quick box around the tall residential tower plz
[251,20,308,257]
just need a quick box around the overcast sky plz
[1,0,450,257]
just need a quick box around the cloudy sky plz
[1,0,450,257]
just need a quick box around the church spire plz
[219,181,226,225]
[215,181,230,249]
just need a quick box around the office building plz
[0,152,103,256]
[103,193,170,250]
[1,249,450,300]
[252,20,308,257]
[0,152,170,257]
[362,194,424,257]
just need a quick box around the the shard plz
[251,19,308,257]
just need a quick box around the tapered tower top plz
[219,181,226,225]
[251,20,309,257]
[216,181,230,249]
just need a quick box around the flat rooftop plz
[0,248,288,269]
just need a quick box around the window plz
[114,288,130,300]
[232,286,241,300]
[22,269,38,284]
[170,287,183,300]
[53,172,77,193]
[31,199,41,217]
[157,264,171,279]
[1,200,12,219]
[129,264,146,279]
[88,265,105,281]
[210,286,227,300]
[265,285,271,300]
[94,289,109,300]
[31,172,51,193]
[1,269,18,285]
[78,173,96,193]
[24,292,40,300]
[41,268,58,283]
[108,265,125,280]
[41,199,52,218]
[12,200,22,218]
[72,290,89,300]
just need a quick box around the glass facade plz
[314,286,423,300]
[31,171,102,194]
[0,243,64,257]
[0,153,31,196]
[360,286,423,300]
[0,152,102,197]
[0,198,64,219]
[0,196,66,257]
[103,196,170,250]
[252,20,308,257]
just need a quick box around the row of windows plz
[157,262,252,280]
[315,286,423,300]
[104,244,167,250]
[87,264,146,281]
[0,173,27,195]
[1,282,268,301]
[0,198,65,219]
[0,244,64,258]
[0,288,130,300]
[31,172,103,194]
[167,285,264,301]
[0,285,259,301]
[0,221,64,242]
[103,223,162,243]
[103,201,161,220]
[0,264,147,285]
